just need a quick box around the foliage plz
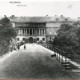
[53,23,80,61]
[0,16,17,55]
[53,23,79,46]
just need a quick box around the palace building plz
[10,15,74,43]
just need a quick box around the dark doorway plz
[29,37,33,43]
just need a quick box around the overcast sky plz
[0,0,80,18]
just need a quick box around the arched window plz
[17,38,19,41]
[37,38,39,41]
[23,38,26,41]
[42,38,45,41]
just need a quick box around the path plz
[0,44,79,79]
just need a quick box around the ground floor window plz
[37,38,39,41]
[42,38,45,41]
[23,38,26,41]
[17,38,19,41]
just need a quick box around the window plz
[40,29,41,35]
[43,29,45,35]
[23,38,25,41]
[17,38,19,41]
[30,29,32,35]
[42,38,45,41]
[23,29,25,34]
[33,29,35,35]
[37,29,39,35]
[37,38,39,41]
[27,29,29,34]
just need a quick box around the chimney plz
[54,15,57,17]
[61,15,63,17]
[46,15,48,17]
[11,15,15,17]
[10,15,15,18]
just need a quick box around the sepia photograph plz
[0,0,80,79]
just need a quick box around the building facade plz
[10,15,74,43]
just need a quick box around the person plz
[14,46,16,50]
[17,44,20,50]
[24,44,26,50]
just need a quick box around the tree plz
[53,23,80,59]
[53,23,79,46]
[0,16,17,55]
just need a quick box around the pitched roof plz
[9,16,74,23]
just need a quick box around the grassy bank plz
[53,45,80,63]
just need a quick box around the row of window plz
[16,23,45,27]
[36,38,45,41]
[17,37,45,41]
[18,28,45,35]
